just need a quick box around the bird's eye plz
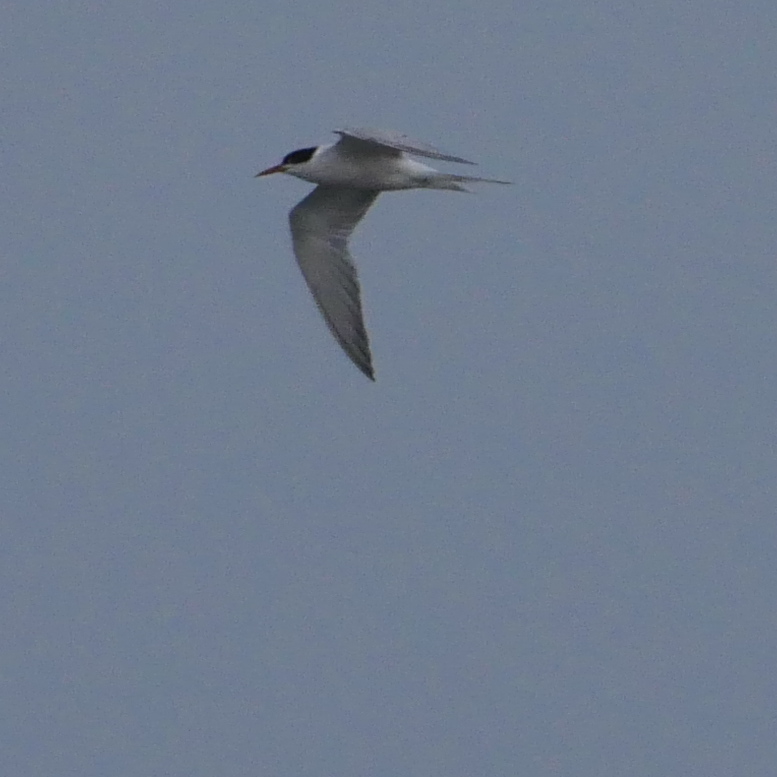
[282,147,317,165]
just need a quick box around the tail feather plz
[426,173,512,191]
[445,174,513,185]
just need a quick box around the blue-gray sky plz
[3,2,776,775]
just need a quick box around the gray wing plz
[334,127,476,165]
[289,186,380,381]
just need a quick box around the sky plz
[2,1,776,775]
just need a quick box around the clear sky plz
[2,2,776,775]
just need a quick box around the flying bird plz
[256,127,511,380]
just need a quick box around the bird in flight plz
[257,127,511,381]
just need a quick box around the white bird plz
[256,127,511,381]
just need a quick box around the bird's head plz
[255,147,318,177]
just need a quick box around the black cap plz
[282,147,317,165]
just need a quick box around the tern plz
[256,127,511,381]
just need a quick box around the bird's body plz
[278,143,465,191]
[257,128,511,380]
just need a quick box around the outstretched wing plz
[289,186,380,381]
[334,127,476,165]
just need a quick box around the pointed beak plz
[255,164,288,177]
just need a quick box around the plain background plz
[2,2,776,775]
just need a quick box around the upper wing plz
[334,127,476,165]
[289,186,380,381]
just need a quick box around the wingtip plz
[350,353,375,381]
